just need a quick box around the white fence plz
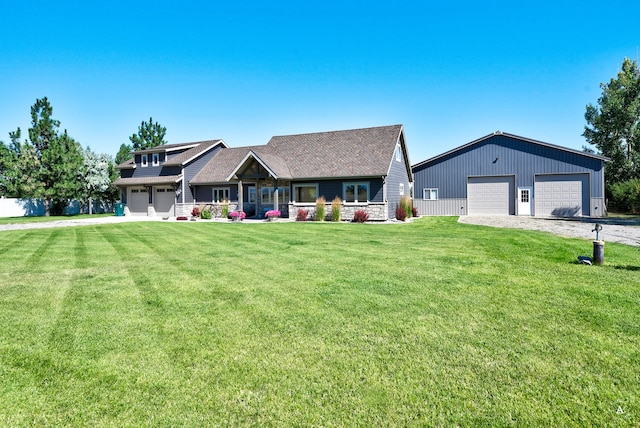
[0,197,113,217]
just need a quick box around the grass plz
[0,217,638,426]
[0,213,113,225]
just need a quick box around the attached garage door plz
[128,188,148,216]
[467,176,515,215]
[534,174,588,217]
[154,188,175,217]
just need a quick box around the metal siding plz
[414,198,466,216]
[412,135,606,216]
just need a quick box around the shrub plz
[609,179,640,213]
[400,195,412,218]
[331,196,342,222]
[265,209,281,219]
[221,202,229,218]
[229,211,246,220]
[200,208,212,219]
[412,206,418,217]
[395,206,407,221]
[315,196,326,221]
[191,207,200,217]
[296,209,309,221]
[353,210,369,223]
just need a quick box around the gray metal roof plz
[412,131,610,169]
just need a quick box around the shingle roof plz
[114,175,182,186]
[163,140,226,167]
[190,147,261,184]
[134,141,201,155]
[115,158,135,170]
[266,125,404,179]
[190,125,405,184]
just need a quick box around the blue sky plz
[1,1,638,163]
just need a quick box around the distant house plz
[114,140,227,216]
[116,125,412,220]
[412,131,609,217]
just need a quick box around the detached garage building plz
[412,131,608,217]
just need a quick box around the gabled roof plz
[113,175,182,186]
[190,124,406,185]
[134,141,201,155]
[412,131,609,169]
[163,139,226,167]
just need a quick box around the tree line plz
[0,97,166,216]
[584,57,640,212]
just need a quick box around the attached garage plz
[128,188,149,216]
[467,176,515,215]
[154,187,175,217]
[534,174,588,217]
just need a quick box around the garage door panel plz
[467,176,514,216]
[155,188,175,217]
[534,174,588,217]
[128,188,148,216]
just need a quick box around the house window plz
[213,188,230,203]
[520,189,530,203]
[423,188,438,200]
[261,187,290,204]
[395,144,402,162]
[141,154,148,167]
[343,182,369,203]
[248,187,257,204]
[152,153,159,166]
[293,184,318,203]
[399,183,405,195]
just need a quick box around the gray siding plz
[412,135,606,216]
[183,146,224,203]
[386,145,412,219]
[194,184,239,203]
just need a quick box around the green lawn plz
[0,217,638,426]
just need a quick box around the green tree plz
[115,143,133,165]
[42,130,84,215]
[81,147,112,214]
[584,57,640,185]
[129,117,167,151]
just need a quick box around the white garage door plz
[534,174,588,217]
[154,188,175,217]
[467,176,514,215]
[128,188,148,216]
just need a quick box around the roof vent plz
[494,130,503,135]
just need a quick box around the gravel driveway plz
[458,216,640,247]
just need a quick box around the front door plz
[518,187,532,216]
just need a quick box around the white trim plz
[226,150,278,181]
[423,188,438,200]
[141,154,148,167]
[399,183,405,195]
[152,153,159,166]
[343,182,370,203]
[213,187,230,203]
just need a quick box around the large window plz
[343,182,369,203]
[293,184,318,203]
[423,188,438,200]
[141,154,148,167]
[213,187,230,203]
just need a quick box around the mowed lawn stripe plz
[0,218,638,426]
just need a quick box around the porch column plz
[238,180,243,212]
[273,181,279,213]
